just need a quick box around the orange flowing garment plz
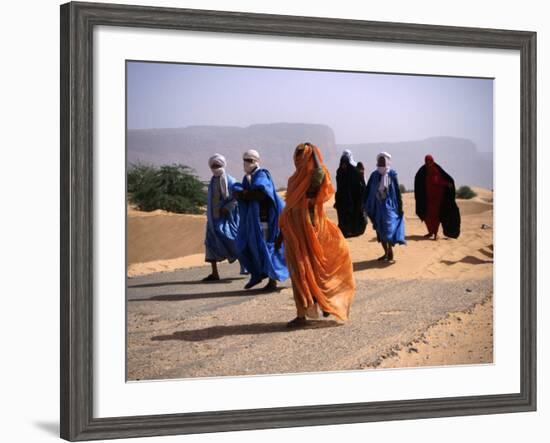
[279,144,356,321]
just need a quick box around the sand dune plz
[458,187,493,215]
[456,199,492,216]
[343,191,492,282]
[127,207,206,265]
[128,189,493,283]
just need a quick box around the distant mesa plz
[128,123,337,190]
[338,137,493,189]
[128,123,492,189]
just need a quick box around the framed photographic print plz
[60,1,536,441]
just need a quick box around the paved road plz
[127,261,492,380]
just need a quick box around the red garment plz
[425,160,449,235]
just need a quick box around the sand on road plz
[127,187,494,379]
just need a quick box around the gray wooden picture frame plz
[60,1,537,441]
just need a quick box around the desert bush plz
[456,185,477,199]
[399,184,407,194]
[127,162,156,194]
[128,163,207,214]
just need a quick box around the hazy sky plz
[127,61,493,151]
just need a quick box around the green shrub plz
[128,163,207,214]
[127,162,156,194]
[456,185,477,199]
[399,184,407,194]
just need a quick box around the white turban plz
[208,153,228,198]
[243,149,260,162]
[341,149,357,167]
[376,151,392,163]
[208,153,226,169]
[243,149,260,180]
[376,152,392,192]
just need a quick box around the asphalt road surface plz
[127,261,492,380]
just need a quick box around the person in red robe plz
[424,155,448,239]
[414,155,461,240]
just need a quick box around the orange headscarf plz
[285,143,333,210]
[279,143,355,321]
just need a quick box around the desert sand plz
[370,296,493,369]
[127,187,493,378]
[127,207,206,265]
[128,188,493,281]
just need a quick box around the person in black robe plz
[334,152,367,238]
[414,154,461,239]
[357,161,366,184]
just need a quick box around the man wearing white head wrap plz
[376,152,392,193]
[242,149,261,181]
[243,149,260,162]
[365,151,406,263]
[208,154,228,199]
[202,153,243,281]
[231,149,288,290]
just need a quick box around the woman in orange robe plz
[278,143,356,328]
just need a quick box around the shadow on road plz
[128,287,286,303]
[151,320,342,341]
[128,277,245,289]
[353,260,393,272]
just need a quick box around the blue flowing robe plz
[232,169,289,282]
[365,170,406,245]
[204,174,240,263]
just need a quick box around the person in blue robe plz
[203,154,243,281]
[365,152,406,263]
[232,149,289,291]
